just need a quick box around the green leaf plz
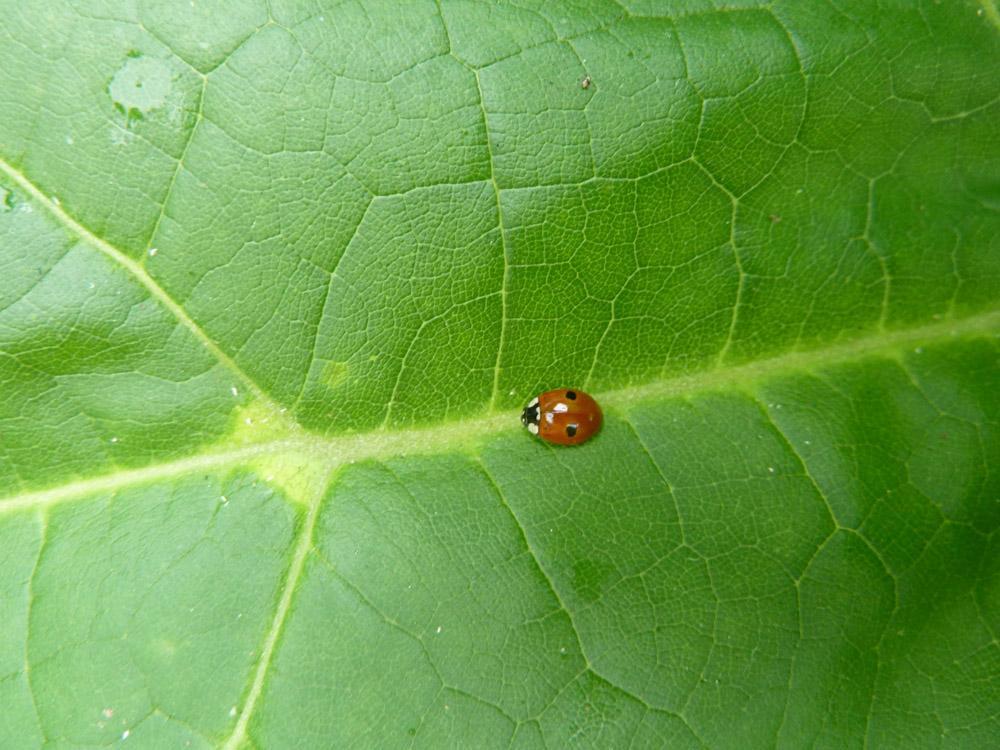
[1,1,998,748]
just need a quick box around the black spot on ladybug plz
[566,424,578,438]
[566,391,577,400]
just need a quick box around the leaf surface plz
[1,1,998,748]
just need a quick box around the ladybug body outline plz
[521,388,602,445]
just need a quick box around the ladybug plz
[520,388,602,446]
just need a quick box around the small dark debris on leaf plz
[769,214,782,223]
[581,75,592,89]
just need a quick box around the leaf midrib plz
[1,308,996,514]
[3,148,998,512]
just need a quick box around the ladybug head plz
[521,396,540,433]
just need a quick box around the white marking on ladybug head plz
[527,423,538,435]
[528,396,538,408]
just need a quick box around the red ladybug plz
[521,389,602,446]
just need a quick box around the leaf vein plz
[0,155,282,413]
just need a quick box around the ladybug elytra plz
[521,388,602,446]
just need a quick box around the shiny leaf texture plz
[1,1,998,748]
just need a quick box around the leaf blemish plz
[322,361,350,389]
[109,56,171,122]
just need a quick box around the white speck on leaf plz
[110,437,119,443]
[767,466,775,473]
[102,708,114,719]
[110,126,135,146]
[229,706,238,717]
[148,247,157,257]
[914,347,923,354]
[122,730,130,740]
[244,417,253,426]
[230,386,239,397]
[436,625,442,634]
[65,135,74,145]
